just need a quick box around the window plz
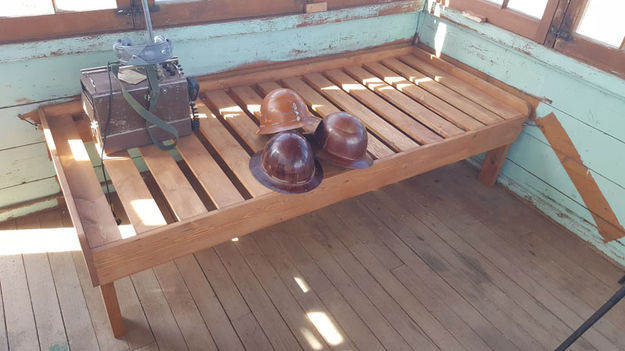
[438,0,625,77]
[0,0,404,44]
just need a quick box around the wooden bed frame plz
[39,43,529,337]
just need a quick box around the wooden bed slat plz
[195,101,271,197]
[177,135,245,208]
[344,65,463,138]
[103,153,167,234]
[376,59,497,127]
[303,73,417,151]
[399,55,520,120]
[204,90,267,153]
[139,144,207,219]
[412,47,531,117]
[42,114,121,280]
[324,69,443,144]
[268,78,395,159]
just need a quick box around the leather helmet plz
[310,112,373,169]
[258,88,317,135]
[249,132,323,193]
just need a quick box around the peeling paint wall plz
[417,4,625,266]
[0,4,420,220]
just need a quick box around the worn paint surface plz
[418,3,625,266]
[0,4,420,220]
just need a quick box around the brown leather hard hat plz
[258,88,317,135]
[249,132,323,194]
[310,112,373,169]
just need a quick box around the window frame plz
[438,0,561,43]
[0,0,408,45]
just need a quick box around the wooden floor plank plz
[257,228,386,351]
[415,165,625,349]
[204,90,267,153]
[303,72,418,151]
[268,78,395,159]
[151,262,217,351]
[335,199,522,351]
[216,242,303,351]
[172,255,245,351]
[316,206,489,350]
[415,169,619,349]
[49,250,101,351]
[324,69,442,145]
[307,209,467,351]
[71,250,131,351]
[113,276,157,350]
[363,61,488,130]
[0,249,39,351]
[347,193,544,351]
[399,55,519,120]
[360,189,560,351]
[16,214,69,351]
[279,220,417,351]
[194,249,274,350]
[130,270,189,351]
[251,230,361,351]
[236,236,331,351]
[344,65,464,138]
[370,185,601,351]
[440,166,625,312]
[195,100,270,197]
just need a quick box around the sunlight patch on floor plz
[307,311,344,346]
[0,225,134,255]
[294,276,311,293]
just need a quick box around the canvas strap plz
[112,63,178,151]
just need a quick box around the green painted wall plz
[0,3,420,220]
[417,3,625,266]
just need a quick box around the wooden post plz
[478,144,511,186]
[100,282,125,337]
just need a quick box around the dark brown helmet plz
[249,132,323,193]
[258,88,317,135]
[310,112,373,169]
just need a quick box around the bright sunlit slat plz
[307,312,344,346]
[68,139,91,161]
[43,128,56,151]
[341,84,366,92]
[130,199,167,227]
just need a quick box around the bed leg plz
[100,282,125,338]
[478,144,511,186]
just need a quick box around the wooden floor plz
[1,162,624,351]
